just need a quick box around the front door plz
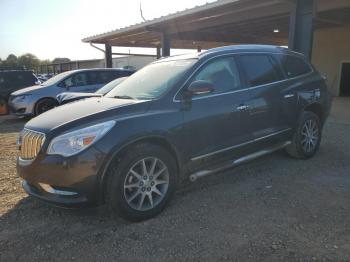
[180,55,251,170]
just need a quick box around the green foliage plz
[0,53,60,71]
[4,54,19,67]
[17,53,40,70]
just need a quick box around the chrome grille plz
[19,129,45,160]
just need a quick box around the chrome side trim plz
[189,141,291,182]
[173,52,314,102]
[191,128,291,161]
[284,94,295,98]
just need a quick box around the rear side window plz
[191,56,241,95]
[98,71,120,84]
[119,70,134,77]
[0,73,7,89]
[280,55,312,78]
[0,72,36,89]
[19,72,36,86]
[239,55,280,87]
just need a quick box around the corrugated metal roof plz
[82,0,240,42]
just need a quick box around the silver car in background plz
[8,68,135,116]
[56,76,129,105]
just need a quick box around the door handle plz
[284,94,295,99]
[237,105,249,111]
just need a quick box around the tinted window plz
[191,56,241,95]
[119,70,134,77]
[240,55,279,87]
[19,72,36,86]
[63,72,88,87]
[0,74,7,89]
[0,72,36,89]
[280,55,312,78]
[87,71,100,85]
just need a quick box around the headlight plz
[12,94,32,102]
[47,120,116,157]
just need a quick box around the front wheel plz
[106,143,178,221]
[286,111,322,159]
[34,98,57,116]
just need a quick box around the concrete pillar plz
[105,44,113,68]
[288,0,314,59]
[161,33,170,57]
[156,45,161,59]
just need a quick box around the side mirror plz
[187,80,214,96]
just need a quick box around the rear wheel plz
[286,111,322,159]
[34,98,57,116]
[106,143,178,221]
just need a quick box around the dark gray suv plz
[17,45,332,221]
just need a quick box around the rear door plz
[238,53,291,143]
[91,71,123,92]
[275,54,314,126]
[180,55,252,169]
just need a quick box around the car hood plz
[11,84,46,95]
[57,92,101,104]
[25,97,151,133]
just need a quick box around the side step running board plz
[189,141,291,182]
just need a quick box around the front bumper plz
[8,98,34,116]
[22,180,89,208]
[17,146,108,207]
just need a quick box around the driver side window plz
[62,72,88,88]
[191,56,241,96]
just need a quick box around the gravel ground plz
[0,98,350,262]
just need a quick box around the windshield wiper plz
[113,95,135,100]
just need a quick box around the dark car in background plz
[8,68,135,116]
[56,76,129,105]
[17,45,332,221]
[0,70,40,114]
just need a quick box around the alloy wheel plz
[300,119,319,153]
[123,157,169,211]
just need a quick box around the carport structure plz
[82,0,350,96]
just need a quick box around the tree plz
[18,53,40,70]
[5,54,18,67]
[40,59,51,65]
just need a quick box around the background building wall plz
[112,56,156,69]
[312,25,350,96]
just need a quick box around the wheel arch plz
[34,97,58,114]
[97,135,182,203]
[302,102,325,125]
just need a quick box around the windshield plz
[96,77,128,95]
[105,59,196,100]
[41,71,73,86]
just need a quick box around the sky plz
[0,0,216,61]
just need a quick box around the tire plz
[106,143,178,221]
[286,111,322,159]
[34,98,57,116]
